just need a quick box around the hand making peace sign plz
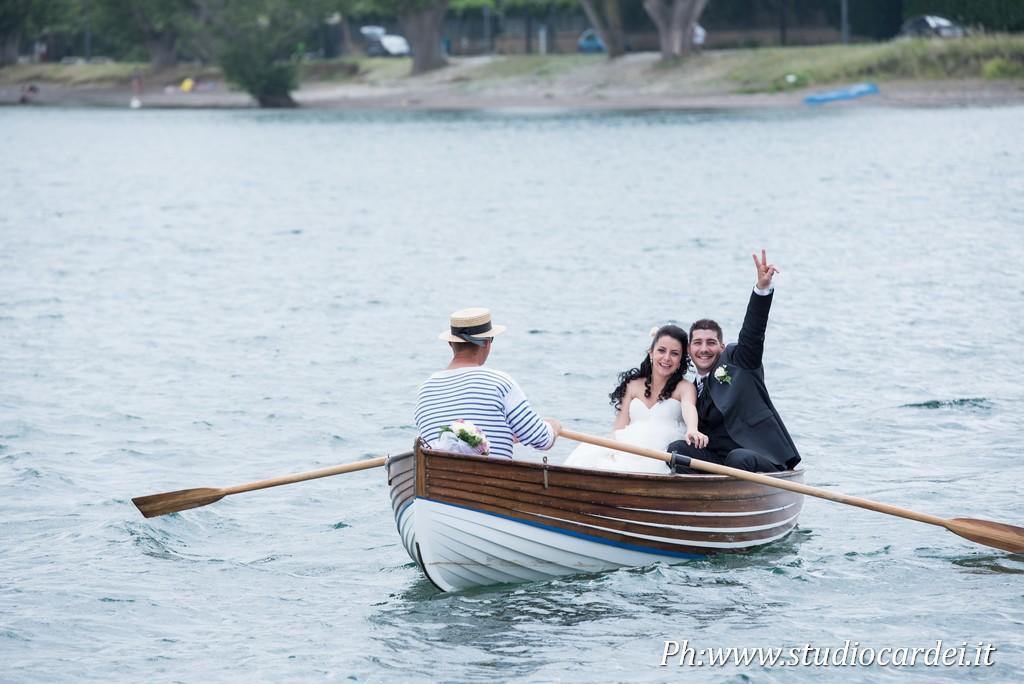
[753,249,779,290]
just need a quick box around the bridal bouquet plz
[436,419,490,456]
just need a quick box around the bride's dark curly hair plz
[609,325,690,411]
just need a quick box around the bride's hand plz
[686,429,708,449]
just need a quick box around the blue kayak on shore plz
[804,82,880,105]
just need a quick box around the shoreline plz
[3,52,1023,111]
[4,80,1022,111]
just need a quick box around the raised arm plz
[733,250,779,370]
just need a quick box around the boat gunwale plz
[416,443,804,482]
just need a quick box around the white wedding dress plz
[563,398,684,475]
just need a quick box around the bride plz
[563,324,707,474]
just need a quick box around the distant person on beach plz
[667,250,801,473]
[562,324,707,474]
[18,84,38,104]
[415,308,560,459]
[130,68,143,108]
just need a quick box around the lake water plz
[1,104,1022,682]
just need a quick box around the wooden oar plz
[559,429,1024,554]
[132,453,403,518]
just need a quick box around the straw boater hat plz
[439,307,506,345]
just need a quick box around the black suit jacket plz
[704,290,801,470]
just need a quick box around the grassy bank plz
[0,61,225,86]
[2,35,1022,94]
[719,34,1024,92]
[0,58,380,86]
[457,54,601,80]
[297,57,409,82]
[0,61,229,89]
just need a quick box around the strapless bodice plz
[627,397,683,425]
[563,397,684,475]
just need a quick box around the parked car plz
[360,25,411,57]
[576,24,706,53]
[899,15,968,39]
[692,23,706,47]
[577,29,605,53]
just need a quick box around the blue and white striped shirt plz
[415,367,555,459]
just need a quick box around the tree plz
[0,0,32,65]
[93,0,201,69]
[578,0,626,58]
[400,0,449,74]
[0,0,75,65]
[201,0,328,107]
[643,0,708,60]
[374,0,449,75]
[322,0,373,56]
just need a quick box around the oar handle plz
[221,455,391,496]
[558,429,950,529]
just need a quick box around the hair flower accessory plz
[714,364,733,384]
[649,326,660,338]
[437,419,490,456]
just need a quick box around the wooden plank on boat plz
[387,452,416,515]
[425,474,798,528]
[430,485,798,545]
[424,468,799,514]
[424,449,803,501]
[430,491,791,556]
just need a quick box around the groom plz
[667,250,801,473]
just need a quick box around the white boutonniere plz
[714,364,732,385]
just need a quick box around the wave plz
[901,398,992,410]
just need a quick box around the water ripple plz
[901,398,994,410]
[1,106,1021,680]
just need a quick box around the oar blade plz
[947,518,1024,553]
[132,487,226,518]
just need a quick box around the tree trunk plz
[603,0,625,57]
[145,32,178,70]
[399,1,449,76]
[339,14,354,57]
[127,3,179,70]
[670,0,689,56]
[642,0,708,61]
[643,0,673,60]
[679,0,708,57]
[258,92,296,108]
[579,0,625,58]
[1,31,20,66]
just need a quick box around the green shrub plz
[220,46,297,107]
[981,56,1024,79]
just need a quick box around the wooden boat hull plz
[387,441,804,592]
